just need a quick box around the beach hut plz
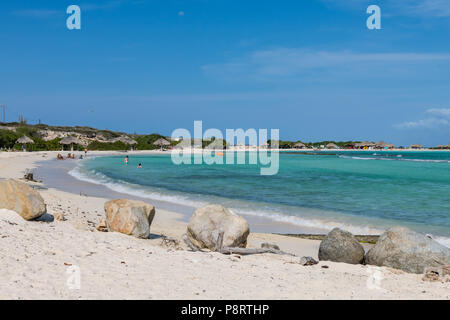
[293,142,306,149]
[445,144,450,149]
[326,143,339,149]
[16,135,34,151]
[356,141,376,150]
[153,138,170,151]
[114,136,138,150]
[375,141,387,149]
[410,144,423,150]
[375,141,395,150]
[60,136,81,151]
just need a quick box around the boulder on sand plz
[0,179,46,220]
[364,227,450,274]
[187,204,250,250]
[318,228,365,264]
[104,199,155,239]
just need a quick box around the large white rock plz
[104,199,155,239]
[0,179,46,220]
[365,227,450,274]
[187,204,250,250]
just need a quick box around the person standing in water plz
[125,156,129,165]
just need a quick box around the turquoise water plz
[71,151,450,243]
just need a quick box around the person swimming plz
[138,163,142,168]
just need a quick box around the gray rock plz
[318,228,365,264]
[0,179,46,220]
[300,256,318,266]
[104,199,155,238]
[365,227,450,274]
[187,204,250,250]
[261,243,280,250]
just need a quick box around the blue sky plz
[1,0,449,146]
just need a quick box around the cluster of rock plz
[0,180,157,240]
[318,227,450,274]
[2,179,448,277]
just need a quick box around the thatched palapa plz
[113,136,137,145]
[293,142,306,149]
[154,138,170,150]
[16,135,34,145]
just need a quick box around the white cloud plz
[395,108,450,129]
[203,48,450,79]
[426,108,450,117]
[320,0,450,18]
[81,1,125,11]
[406,0,450,17]
[396,118,449,129]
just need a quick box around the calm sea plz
[70,151,450,245]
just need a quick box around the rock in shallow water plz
[364,227,450,274]
[104,199,155,238]
[0,179,46,221]
[318,228,365,264]
[187,204,250,250]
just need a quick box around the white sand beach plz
[0,151,449,300]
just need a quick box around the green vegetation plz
[0,126,63,151]
[87,141,128,151]
[135,134,175,150]
[0,123,180,151]
[0,122,371,151]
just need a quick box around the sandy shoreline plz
[36,152,337,235]
[0,151,449,299]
